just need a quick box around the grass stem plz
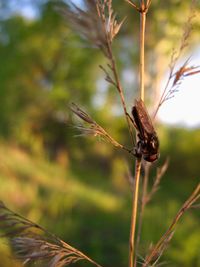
[129,158,142,267]
[129,7,147,267]
[139,11,146,101]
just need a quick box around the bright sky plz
[72,0,83,5]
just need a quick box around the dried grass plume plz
[0,201,102,267]
[60,0,124,57]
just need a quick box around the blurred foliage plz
[0,0,199,267]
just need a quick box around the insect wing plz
[134,99,155,136]
[131,105,146,139]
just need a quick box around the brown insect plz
[131,99,159,162]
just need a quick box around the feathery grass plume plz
[172,62,200,87]
[142,183,200,267]
[62,0,134,144]
[61,0,124,57]
[154,0,199,117]
[0,201,102,267]
[71,103,132,154]
[137,253,169,267]
[154,58,200,116]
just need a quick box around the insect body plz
[131,99,159,162]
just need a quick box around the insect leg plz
[134,140,142,159]
[126,112,138,130]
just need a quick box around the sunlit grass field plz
[0,127,200,267]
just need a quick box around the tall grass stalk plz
[129,2,148,267]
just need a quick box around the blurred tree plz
[0,1,102,157]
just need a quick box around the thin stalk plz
[129,158,141,267]
[139,10,146,101]
[97,3,135,145]
[107,43,135,145]
[135,163,150,255]
[129,6,147,267]
[153,68,173,118]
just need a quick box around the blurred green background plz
[0,1,200,266]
